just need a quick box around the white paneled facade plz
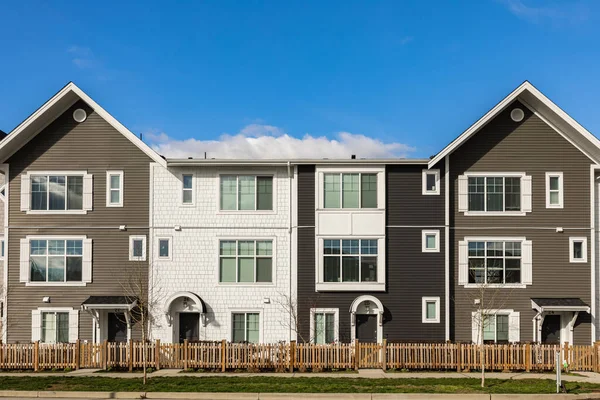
[150,164,293,343]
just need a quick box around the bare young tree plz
[275,292,322,343]
[120,260,163,385]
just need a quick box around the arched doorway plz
[163,291,205,343]
[349,295,384,343]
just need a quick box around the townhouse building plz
[0,83,164,343]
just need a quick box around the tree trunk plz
[142,311,147,385]
[480,308,485,388]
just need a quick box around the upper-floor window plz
[30,239,83,283]
[422,169,440,195]
[22,171,93,213]
[546,172,563,208]
[158,237,171,259]
[323,239,377,283]
[182,174,194,205]
[323,173,377,209]
[129,236,147,261]
[219,239,273,283]
[569,237,587,263]
[458,173,531,215]
[106,171,123,207]
[468,241,521,284]
[220,175,273,211]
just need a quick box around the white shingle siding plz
[150,165,292,343]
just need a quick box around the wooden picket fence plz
[0,339,599,372]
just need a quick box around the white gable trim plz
[428,81,600,168]
[1,82,166,166]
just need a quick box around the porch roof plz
[531,298,590,313]
[81,296,137,310]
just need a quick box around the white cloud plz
[67,46,95,69]
[498,0,589,25]
[146,125,415,159]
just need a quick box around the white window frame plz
[129,235,147,261]
[0,237,4,260]
[545,172,563,209]
[181,173,195,206]
[157,237,172,260]
[463,172,527,216]
[322,172,379,209]
[106,171,123,207]
[25,170,90,215]
[309,308,340,343]
[422,169,440,195]
[315,166,385,211]
[216,237,276,286]
[217,173,276,213]
[316,237,385,292]
[25,235,88,287]
[471,309,519,344]
[229,309,263,343]
[422,230,440,253]
[422,297,440,323]
[32,307,78,343]
[569,237,587,263]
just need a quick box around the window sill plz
[316,208,385,212]
[422,191,440,196]
[25,282,88,287]
[129,257,147,262]
[422,319,440,324]
[316,282,385,292]
[463,283,527,289]
[26,210,88,215]
[106,204,123,208]
[422,248,440,253]
[546,205,564,209]
[217,283,275,288]
[216,210,277,215]
[463,211,526,216]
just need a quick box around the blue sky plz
[1,0,599,159]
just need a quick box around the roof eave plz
[166,158,430,167]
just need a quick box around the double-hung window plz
[546,172,563,208]
[468,176,521,212]
[231,312,259,343]
[31,174,83,211]
[106,171,123,207]
[422,170,440,195]
[182,174,194,205]
[323,173,377,209]
[468,241,521,284]
[41,311,69,343]
[311,309,338,344]
[219,240,273,283]
[220,175,273,211]
[30,239,83,282]
[323,239,377,283]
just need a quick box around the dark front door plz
[107,312,128,342]
[542,315,561,344]
[179,313,200,343]
[356,314,377,343]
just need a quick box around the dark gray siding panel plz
[297,165,315,226]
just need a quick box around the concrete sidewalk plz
[2,368,600,384]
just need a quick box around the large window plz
[41,311,69,343]
[30,239,83,283]
[219,240,273,283]
[220,175,273,211]
[323,239,377,283]
[323,173,377,209]
[31,175,83,211]
[468,176,520,212]
[483,314,509,344]
[311,309,337,344]
[468,241,521,284]
[232,312,259,343]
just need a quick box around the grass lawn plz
[0,376,599,394]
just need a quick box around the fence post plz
[354,339,359,371]
[183,339,189,370]
[221,339,227,372]
[525,342,531,372]
[594,341,600,373]
[74,339,80,370]
[103,340,108,370]
[33,341,39,372]
[381,339,387,371]
[128,340,133,372]
[456,342,462,372]
[564,341,569,370]
[289,340,296,373]
[155,339,161,370]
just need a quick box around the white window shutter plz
[68,309,79,343]
[458,175,468,212]
[521,175,532,213]
[82,239,92,283]
[31,310,41,342]
[521,240,532,285]
[83,174,93,211]
[21,174,30,211]
[458,241,469,285]
[471,311,481,344]
[20,238,30,283]
[508,311,520,343]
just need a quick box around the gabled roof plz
[429,81,600,168]
[0,82,166,166]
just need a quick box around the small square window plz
[422,230,440,253]
[129,236,146,261]
[569,237,587,263]
[422,297,440,323]
[422,170,440,195]
[158,238,171,259]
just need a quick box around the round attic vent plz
[510,108,524,122]
[73,108,87,123]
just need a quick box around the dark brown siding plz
[451,100,592,344]
[297,164,447,342]
[6,100,151,342]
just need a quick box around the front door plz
[356,314,377,343]
[542,315,561,344]
[179,313,200,343]
[107,312,128,342]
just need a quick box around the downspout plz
[287,161,293,342]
